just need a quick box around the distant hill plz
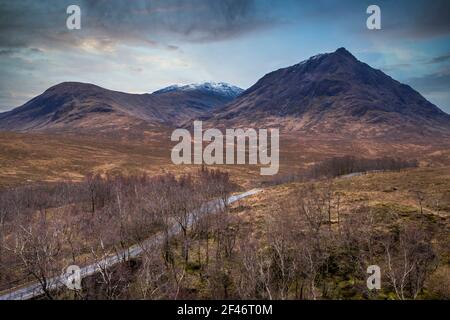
[206,48,450,139]
[0,81,242,132]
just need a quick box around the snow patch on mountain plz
[153,82,244,98]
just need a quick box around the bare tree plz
[383,223,437,299]
[413,190,425,215]
[6,219,62,299]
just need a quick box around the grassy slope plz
[235,166,449,234]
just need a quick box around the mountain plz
[0,82,242,132]
[207,48,450,139]
[1,49,449,139]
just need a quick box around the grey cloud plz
[408,1,450,38]
[0,0,277,52]
[428,53,450,64]
[381,0,450,39]
[381,52,450,71]
[406,71,450,94]
[0,47,44,56]
[1,0,449,53]
[82,0,277,42]
[0,49,16,56]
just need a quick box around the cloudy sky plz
[1,0,450,113]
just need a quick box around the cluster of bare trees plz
[0,168,235,299]
[122,173,444,300]
[134,174,239,299]
[231,183,439,300]
[127,180,441,300]
[0,167,445,300]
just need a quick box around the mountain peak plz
[334,47,352,56]
[153,82,244,98]
[46,81,102,91]
[293,47,356,69]
[330,47,358,62]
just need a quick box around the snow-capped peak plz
[294,53,328,68]
[153,82,244,97]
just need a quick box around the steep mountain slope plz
[0,82,242,132]
[208,48,450,139]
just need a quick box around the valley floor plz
[0,130,449,299]
[1,131,450,188]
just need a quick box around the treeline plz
[308,156,418,179]
[267,156,418,185]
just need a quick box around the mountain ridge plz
[0,81,242,132]
[0,48,449,139]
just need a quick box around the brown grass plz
[1,131,450,189]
